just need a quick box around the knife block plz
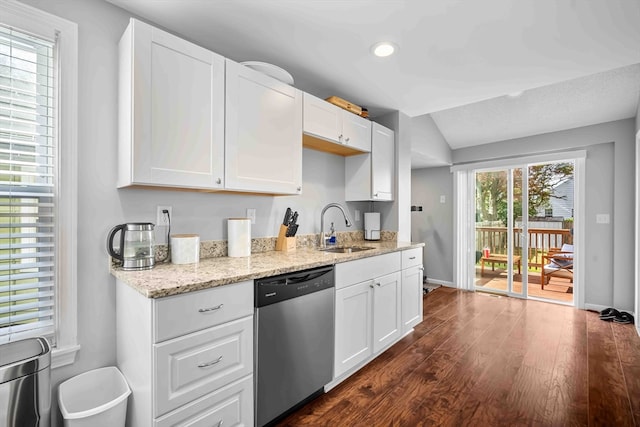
[275,224,296,252]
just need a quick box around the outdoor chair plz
[541,244,573,290]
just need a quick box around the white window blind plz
[0,24,57,344]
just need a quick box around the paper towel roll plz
[228,218,251,257]
[170,234,200,264]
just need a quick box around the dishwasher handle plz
[286,269,329,284]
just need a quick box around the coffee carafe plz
[107,223,155,270]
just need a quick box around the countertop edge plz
[112,241,424,299]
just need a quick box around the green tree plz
[476,162,574,226]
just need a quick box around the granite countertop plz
[111,240,424,298]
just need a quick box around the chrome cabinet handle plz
[217,421,223,427]
[369,284,374,288]
[409,256,416,260]
[297,186,302,192]
[338,134,343,142]
[198,355,223,368]
[345,137,350,143]
[216,178,222,184]
[376,282,381,287]
[198,304,223,313]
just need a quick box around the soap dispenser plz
[327,222,337,246]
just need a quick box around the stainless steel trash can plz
[0,337,51,427]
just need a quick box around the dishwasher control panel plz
[255,265,334,307]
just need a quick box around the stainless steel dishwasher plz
[255,265,335,427]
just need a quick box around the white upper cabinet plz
[345,122,395,201]
[370,123,395,200]
[118,19,225,189]
[225,60,303,195]
[303,93,371,155]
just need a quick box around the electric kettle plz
[107,223,155,270]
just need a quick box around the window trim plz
[1,0,79,368]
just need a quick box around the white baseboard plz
[584,303,610,313]
[425,278,455,287]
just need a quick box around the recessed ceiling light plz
[371,42,397,57]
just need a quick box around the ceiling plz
[105,0,640,160]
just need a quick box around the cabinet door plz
[341,111,372,152]
[372,271,402,354]
[371,123,394,200]
[402,265,424,334]
[125,19,225,189]
[334,281,373,378]
[225,60,302,194]
[303,92,342,143]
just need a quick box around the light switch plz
[596,214,610,224]
[440,195,446,204]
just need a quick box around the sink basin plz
[318,246,375,254]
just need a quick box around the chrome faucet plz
[320,203,353,248]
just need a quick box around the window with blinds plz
[0,25,57,344]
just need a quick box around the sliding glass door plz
[474,167,527,297]
[472,161,575,304]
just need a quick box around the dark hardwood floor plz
[278,287,640,426]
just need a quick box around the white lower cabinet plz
[401,247,424,334]
[372,271,402,354]
[334,280,373,376]
[333,248,423,384]
[154,376,252,427]
[334,253,402,379]
[116,280,254,427]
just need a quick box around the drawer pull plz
[409,256,416,260]
[198,355,223,368]
[217,420,223,427]
[198,304,224,313]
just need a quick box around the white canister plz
[170,234,200,264]
[228,218,251,257]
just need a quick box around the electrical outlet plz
[440,195,446,204]
[156,205,172,226]
[246,208,256,224]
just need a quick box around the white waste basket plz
[58,366,130,427]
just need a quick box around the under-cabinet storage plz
[116,280,254,427]
[332,248,423,384]
[401,247,424,334]
[225,60,303,194]
[334,253,401,378]
[303,92,371,155]
[118,18,225,190]
[345,122,395,201]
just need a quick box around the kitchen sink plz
[318,245,375,254]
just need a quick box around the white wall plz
[412,114,452,165]
[635,102,640,335]
[411,166,454,284]
[15,0,368,423]
[452,118,635,310]
[376,111,413,241]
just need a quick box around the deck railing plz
[475,226,572,269]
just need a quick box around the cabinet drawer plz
[335,252,401,289]
[402,248,423,269]
[154,280,253,342]
[154,316,253,417]
[154,375,253,427]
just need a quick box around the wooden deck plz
[475,267,573,303]
[277,287,640,426]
